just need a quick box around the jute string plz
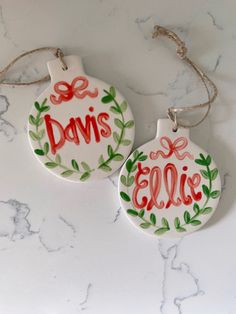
[152,25,218,129]
[0,47,67,86]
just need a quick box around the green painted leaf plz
[133,150,139,159]
[29,130,39,141]
[184,211,191,224]
[176,227,186,232]
[138,209,145,218]
[34,149,44,156]
[71,159,79,171]
[98,155,104,165]
[140,222,151,229]
[80,172,90,181]
[174,217,180,229]
[193,203,200,214]
[121,139,132,146]
[29,115,36,125]
[101,94,113,103]
[45,162,57,169]
[154,228,168,235]
[114,118,124,129]
[109,86,116,97]
[113,131,120,143]
[150,213,156,225]
[61,170,74,177]
[205,155,212,166]
[41,98,47,106]
[190,220,201,226]
[202,184,210,197]
[200,170,209,179]
[120,101,128,112]
[99,164,112,172]
[211,190,221,199]
[55,154,61,164]
[81,161,90,172]
[199,153,205,160]
[38,129,45,140]
[34,101,41,111]
[131,165,137,172]
[201,207,213,214]
[127,176,134,186]
[195,159,206,166]
[110,106,120,114]
[40,106,50,112]
[43,142,49,154]
[113,154,124,161]
[211,168,219,180]
[120,191,131,202]
[125,120,134,128]
[127,209,138,216]
[126,159,133,172]
[138,155,148,161]
[120,175,127,186]
[37,117,44,126]
[161,217,169,229]
[108,145,114,157]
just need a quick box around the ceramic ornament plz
[118,119,221,237]
[28,56,135,182]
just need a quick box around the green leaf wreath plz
[98,86,134,172]
[29,86,134,181]
[120,151,221,235]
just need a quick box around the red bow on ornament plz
[50,76,98,105]
[150,136,194,161]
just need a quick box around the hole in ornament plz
[172,127,178,132]
[62,65,68,71]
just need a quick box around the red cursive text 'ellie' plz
[132,162,202,211]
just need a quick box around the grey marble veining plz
[0,0,234,313]
[0,95,17,142]
[159,239,204,314]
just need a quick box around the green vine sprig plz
[120,150,171,235]
[126,208,170,235]
[98,86,134,172]
[120,150,147,187]
[174,153,220,232]
[29,98,93,181]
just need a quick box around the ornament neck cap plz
[156,119,190,138]
[47,55,84,81]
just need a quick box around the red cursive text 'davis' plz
[44,77,111,155]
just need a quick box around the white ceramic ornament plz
[28,56,135,182]
[119,119,221,237]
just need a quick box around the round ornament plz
[28,55,135,182]
[118,119,221,237]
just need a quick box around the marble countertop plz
[0,0,235,313]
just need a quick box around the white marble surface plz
[0,0,235,313]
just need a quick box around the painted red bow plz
[150,136,194,161]
[50,76,98,105]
